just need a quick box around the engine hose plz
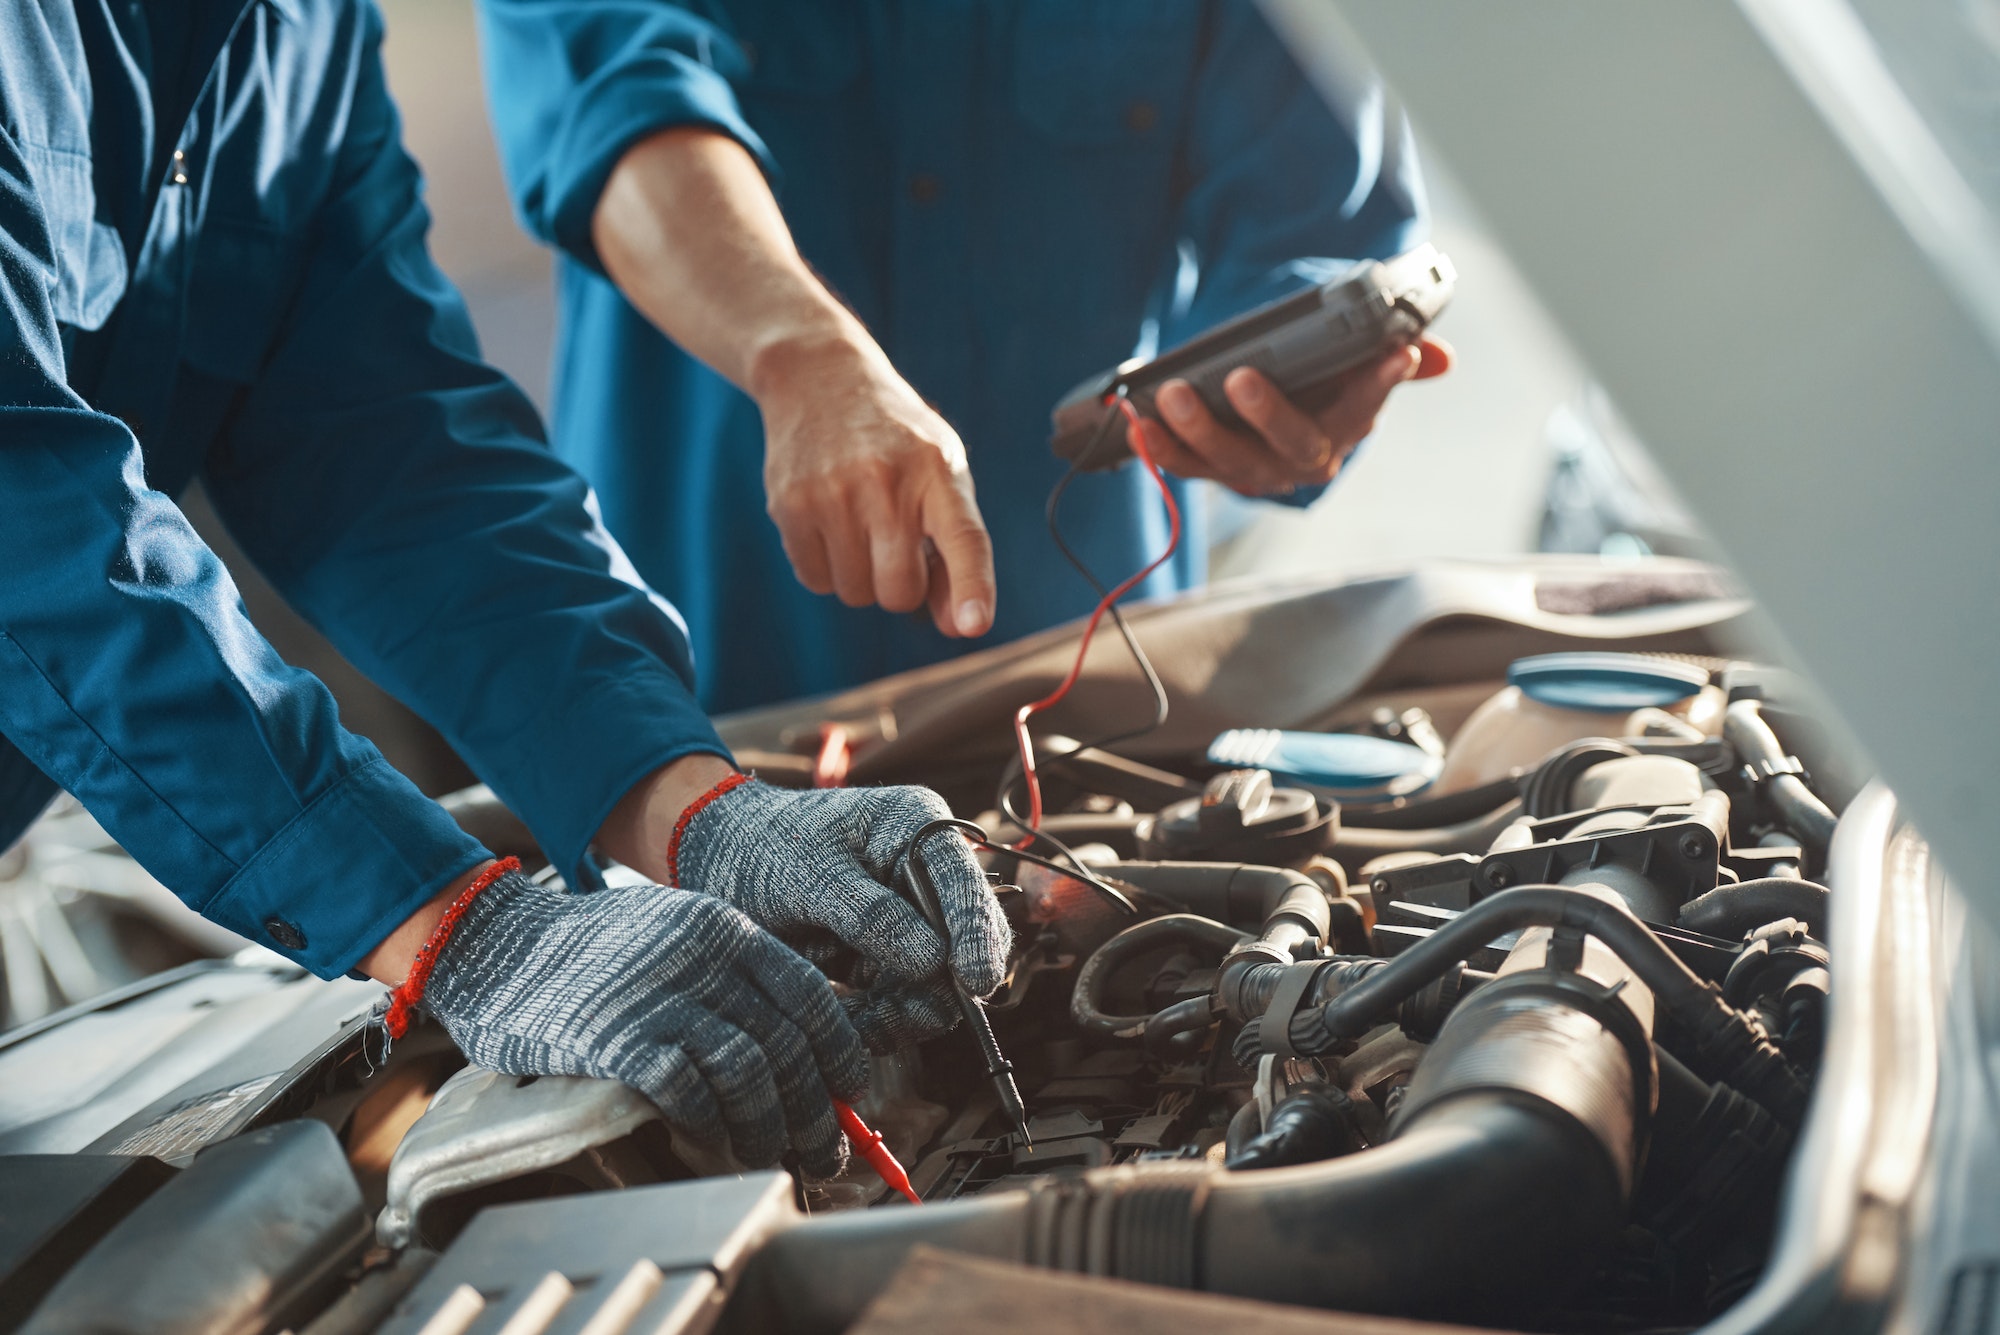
[1325,799,1526,877]
[1225,1086,1367,1171]
[1223,1099,1262,1161]
[727,969,1642,1334]
[1096,862,1331,937]
[1679,877,1830,940]
[1220,957,1386,1027]
[1724,700,1839,864]
[1269,884,1807,1124]
[1069,915,1247,1041]
[1337,775,1521,830]
[1141,995,1215,1059]
[1224,961,1485,1069]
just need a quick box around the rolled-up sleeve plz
[475,0,771,272]
[1161,7,1428,508]
[201,5,730,911]
[0,125,488,979]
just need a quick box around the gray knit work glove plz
[670,779,1012,1052]
[421,868,867,1177]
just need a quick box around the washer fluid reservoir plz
[1433,652,1724,794]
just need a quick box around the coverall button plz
[1124,100,1158,133]
[907,173,941,205]
[265,918,306,951]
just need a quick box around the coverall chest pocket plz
[1010,0,1206,150]
[181,219,307,385]
[724,0,861,97]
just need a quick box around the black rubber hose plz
[1281,885,1808,1123]
[1308,887,1694,1034]
[1201,1095,1621,1318]
[1096,862,1330,935]
[1141,995,1214,1058]
[1219,957,1385,1026]
[1077,867,1330,1048]
[1678,877,1830,940]
[1069,915,1246,1040]
[1325,799,1525,877]
[1725,700,1838,862]
[1338,775,1521,830]
[729,915,1649,1335]
[723,1092,1624,1335]
[1223,1099,1262,1161]
[1224,1086,1366,1171]
[1226,960,1487,1067]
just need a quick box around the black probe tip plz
[1003,1088,1033,1147]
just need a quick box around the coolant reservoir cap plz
[1206,728,1439,799]
[1508,652,1707,713]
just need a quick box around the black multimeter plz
[1049,243,1456,470]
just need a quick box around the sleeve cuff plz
[477,669,734,882]
[543,52,776,273]
[197,759,489,979]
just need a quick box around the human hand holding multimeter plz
[1049,244,1455,493]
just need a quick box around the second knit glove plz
[669,777,1012,1049]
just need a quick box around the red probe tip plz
[832,1099,923,1206]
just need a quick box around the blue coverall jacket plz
[477,0,1428,713]
[0,0,727,978]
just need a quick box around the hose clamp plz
[1740,755,1806,786]
[1256,960,1336,1058]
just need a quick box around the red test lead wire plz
[1012,397,1182,841]
[833,1099,922,1205]
[812,722,852,788]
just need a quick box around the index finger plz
[810,863,950,986]
[909,827,1012,998]
[920,474,996,638]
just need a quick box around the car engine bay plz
[0,561,1911,1335]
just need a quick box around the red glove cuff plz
[665,771,753,887]
[383,855,520,1040]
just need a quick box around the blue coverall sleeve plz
[1161,7,1429,507]
[0,123,487,978]
[474,0,770,272]
[200,9,730,910]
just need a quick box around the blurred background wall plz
[382,0,559,414]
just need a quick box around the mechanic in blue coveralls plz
[477,1,1454,713]
[0,0,1013,1178]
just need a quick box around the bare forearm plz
[595,751,739,885]
[359,861,490,984]
[592,126,864,395]
[590,126,997,637]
